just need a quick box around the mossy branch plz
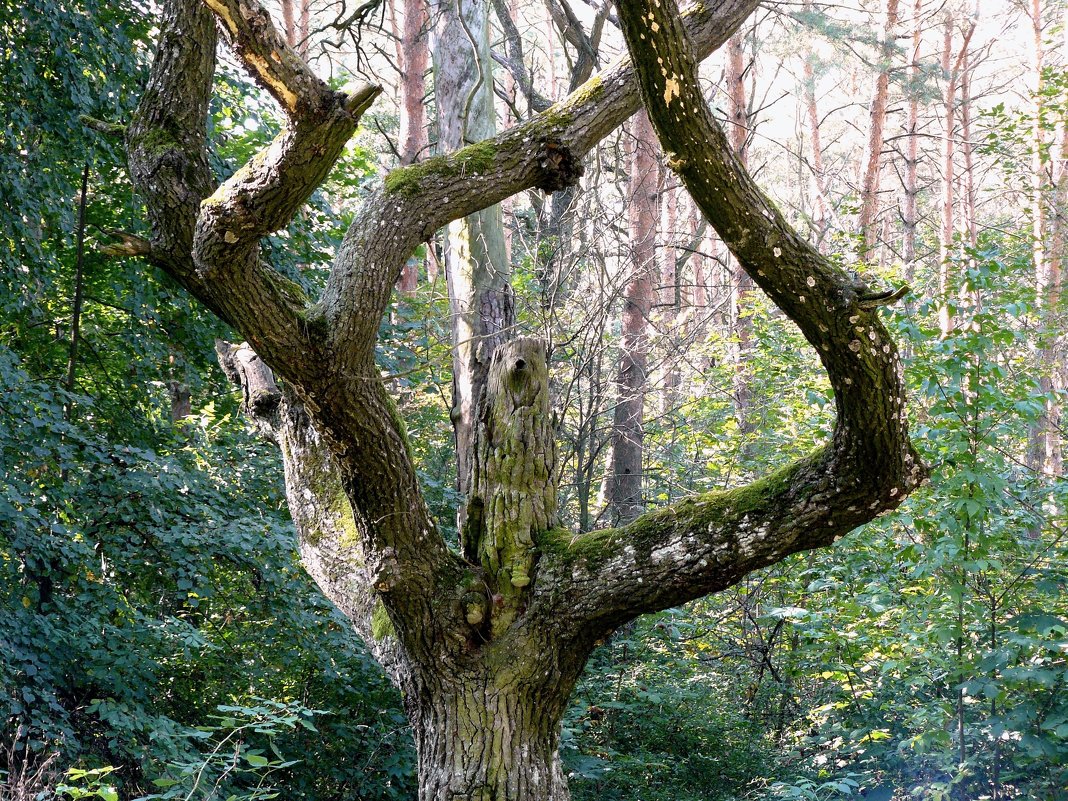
[519,0,928,646]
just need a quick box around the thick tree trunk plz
[129,3,922,799]
[408,667,571,801]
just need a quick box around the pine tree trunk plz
[901,0,923,282]
[604,110,658,525]
[726,30,755,427]
[938,14,957,337]
[802,42,831,252]
[660,172,681,410]
[394,0,430,294]
[858,0,899,262]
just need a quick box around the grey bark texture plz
[126,0,922,798]
[432,0,514,501]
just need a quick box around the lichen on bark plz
[466,338,556,630]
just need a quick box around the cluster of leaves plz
[1,5,415,799]
[572,241,1067,801]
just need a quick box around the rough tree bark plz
[431,0,514,500]
[124,0,923,798]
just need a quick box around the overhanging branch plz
[527,0,927,646]
[322,0,759,367]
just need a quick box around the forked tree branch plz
[320,0,759,368]
[129,0,762,657]
[197,0,381,271]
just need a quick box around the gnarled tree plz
[125,0,924,798]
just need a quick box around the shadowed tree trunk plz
[124,1,923,798]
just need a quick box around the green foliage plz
[564,619,787,801]
[0,7,414,797]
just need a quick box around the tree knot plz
[535,138,584,193]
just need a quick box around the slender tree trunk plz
[280,0,297,48]
[297,0,310,57]
[802,46,831,251]
[726,29,754,428]
[691,195,710,312]
[432,0,514,498]
[938,14,957,337]
[902,0,923,283]
[660,170,681,410]
[858,0,899,262]
[604,110,658,525]
[1027,0,1064,476]
[280,0,310,55]
[959,46,980,318]
[394,0,430,294]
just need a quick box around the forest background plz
[1,0,1067,799]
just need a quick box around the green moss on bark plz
[370,599,395,640]
[384,140,499,197]
[537,455,813,566]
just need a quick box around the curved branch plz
[129,0,381,383]
[529,0,926,646]
[321,0,759,365]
